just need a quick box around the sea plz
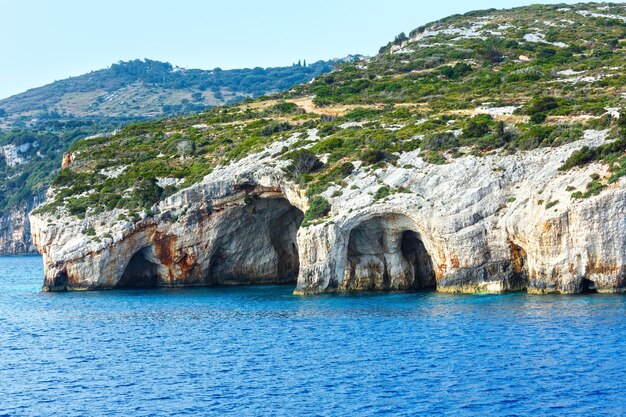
[1,255,625,416]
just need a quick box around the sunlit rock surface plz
[32,129,625,294]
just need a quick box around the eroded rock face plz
[31,130,626,294]
[294,133,625,294]
[61,152,75,169]
[35,191,304,291]
[0,195,41,255]
[204,196,303,286]
[32,133,309,291]
[341,214,435,291]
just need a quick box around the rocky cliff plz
[31,126,626,294]
[0,196,40,254]
[30,3,626,293]
[0,58,339,255]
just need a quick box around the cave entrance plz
[580,278,598,294]
[400,231,436,289]
[209,196,304,285]
[117,246,161,288]
[344,216,435,291]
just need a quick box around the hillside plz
[0,58,342,254]
[39,3,626,217]
[32,3,626,294]
[0,59,337,127]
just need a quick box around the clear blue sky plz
[2,0,581,99]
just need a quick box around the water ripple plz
[1,256,626,416]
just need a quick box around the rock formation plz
[28,3,626,294]
[0,195,41,255]
[31,129,626,294]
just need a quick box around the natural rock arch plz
[207,195,304,285]
[340,214,436,291]
[117,246,164,288]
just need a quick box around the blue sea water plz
[1,256,626,416]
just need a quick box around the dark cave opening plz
[345,216,435,291]
[400,230,436,290]
[117,247,161,288]
[208,197,304,285]
[580,277,598,294]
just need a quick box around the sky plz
[1,0,582,99]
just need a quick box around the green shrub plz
[560,139,626,171]
[305,162,354,197]
[374,186,391,201]
[343,107,383,120]
[439,63,473,79]
[462,115,493,138]
[421,132,457,151]
[257,121,293,136]
[529,113,547,124]
[424,151,447,165]
[361,148,394,165]
[526,96,559,115]
[583,180,605,198]
[269,101,302,114]
[474,40,504,63]
[506,68,542,82]
[284,149,323,181]
[545,200,558,209]
[303,196,331,225]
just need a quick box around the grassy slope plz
[0,60,338,215]
[0,59,335,126]
[35,3,626,221]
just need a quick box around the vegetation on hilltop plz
[0,58,337,126]
[35,3,626,221]
[0,59,341,217]
[0,119,124,213]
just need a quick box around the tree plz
[475,40,504,63]
[462,115,493,138]
[285,149,323,180]
[393,32,408,45]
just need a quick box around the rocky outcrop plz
[32,133,309,290]
[61,152,75,169]
[0,195,42,255]
[31,130,626,294]
[1,143,33,167]
[0,140,43,255]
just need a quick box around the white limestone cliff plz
[31,130,625,294]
